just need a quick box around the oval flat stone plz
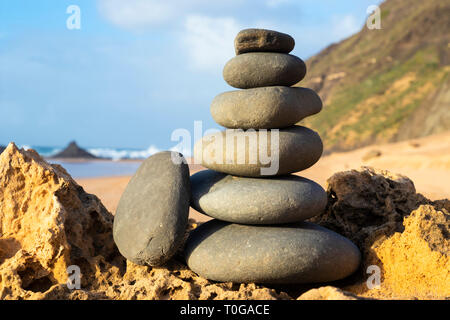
[193,125,323,177]
[223,53,306,89]
[191,170,327,224]
[113,151,190,266]
[211,86,322,129]
[185,220,361,284]
[235,28,295,55]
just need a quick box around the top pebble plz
[235,28,295,55]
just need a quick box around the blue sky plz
[0,0,383,150]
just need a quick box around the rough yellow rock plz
[310,167,449,300]
[112,260,290,300]
[298,286,360,300]
[310,167,431,256]
[359,205,449,299]
[0,143,121,299]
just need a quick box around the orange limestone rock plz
[310,167,449,299]
[298,286,361,300]
[310,167,430,255]
[0,143,122,299]
[361,205,449,299]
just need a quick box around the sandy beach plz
[76,131,450,221]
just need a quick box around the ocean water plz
[9,144,192,178]
[17,145,155,178]
[25,145,161,160]
[50,160,142,179]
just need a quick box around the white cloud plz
[97,0,244,73]
[97,0,175,29]
[182,15,241,72]
[97,0,243,30]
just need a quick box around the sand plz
[77,131,450,221]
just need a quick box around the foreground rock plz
[298,286,361,300]
[309,167,430,253]
[364,204,449,299]
[211,87,322,129]
[310,167,450,299]
[113,152,190,266]
[191,170,327,224]
[194,125,323,177]
[0,143,122,299]
[0,145,5,154]
[51,141,98,159]
[234,28,295,55]
[185,220,361,284]
[223,53,306,89]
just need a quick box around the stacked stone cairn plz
[113,29,361,285]
[185,29,361,284]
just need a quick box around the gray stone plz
[235,28,295,55]
[211,86,322,129]
[190,170,327,224]
[223,53,306,89]
[193,125,323,177]
[113,151,190,266]
[185,220,361,284]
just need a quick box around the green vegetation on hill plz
[298,0,450,152]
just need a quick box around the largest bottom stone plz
[185,220,361,284]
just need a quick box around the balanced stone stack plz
[185,29,361,284]
[113,28,361,286]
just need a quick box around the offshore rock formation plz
[51,141,98,159]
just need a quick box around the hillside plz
[298,0,450,153]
